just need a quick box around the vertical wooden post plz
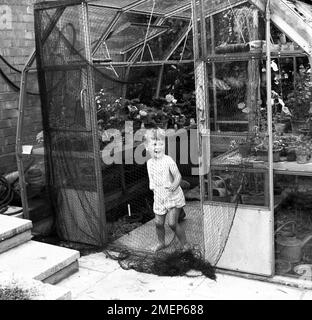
[191,0,205,205]
[82,2,107,245]
[266,0,274,213]
[210,15,218,132]
[246,9,259,132]
[16,51,36,219]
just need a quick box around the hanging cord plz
[140,0,156,62]
[0,176,14,214]
[0,53,40,96]
[213,172,246,267]
[179,20,192,63]
[0,54,22,74]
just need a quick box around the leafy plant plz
[295,136,312,156]
[284,65,312,121]
[95,90,128,130]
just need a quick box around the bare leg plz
[153,214,166,252]
[168,207,190,250]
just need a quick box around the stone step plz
[0,271,71,300]
[0,215,32,254]
[0,240,80,285]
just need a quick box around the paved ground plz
[56,252,312,300]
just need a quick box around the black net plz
[35,4,105,245]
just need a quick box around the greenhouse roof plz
[34,0,192,18]
[34,0,312,57]
[251,0,312,54]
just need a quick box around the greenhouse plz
[17,0,312,282]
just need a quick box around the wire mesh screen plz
[191,1,272,266]
[94,60,204,256]
[35,4,105,246]
[34,2,206,263]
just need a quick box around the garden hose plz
[0,176,14,214]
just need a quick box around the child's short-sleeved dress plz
[147,155,185,216]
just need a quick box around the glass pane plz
[207,56,270,208]
[89,0,140,9]
[139,18,192,62]
[88,6,118,50]
[134,0,191,16]
[105,23,168,54]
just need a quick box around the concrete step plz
[0,271,71,300]
[0,240,80,285]
[0,215,32,254]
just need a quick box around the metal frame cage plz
[22,0,200,250]
[16,0,312,276]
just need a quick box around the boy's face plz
[147,138,165,159]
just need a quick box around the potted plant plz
[284,64,312,133]
[253,133,283,162]
[295,137,312,164]
[237,136,255,158]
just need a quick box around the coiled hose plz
[0,176,14,214]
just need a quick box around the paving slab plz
[0,271,71,300]
[58,253,210,300]
[57,267,110,299]
[0,215,33,254]
[0,215,32,242]
[0,240,80,283]
[55,252,312,300]
[78,252,121,274]
[0,231,32,255]
[194,274,306,300]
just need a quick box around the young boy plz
[145,128,190,252]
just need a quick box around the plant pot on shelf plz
[296,152,310,164]
[255,148,282,162]
[286,147,297,161]
[238,142,251,158]
[291,119,309,134]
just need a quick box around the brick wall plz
[0,0,42,174]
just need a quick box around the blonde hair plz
[144,128,166,144]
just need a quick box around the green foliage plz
[285,67,312,120]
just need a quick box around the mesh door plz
[34,4,106,246]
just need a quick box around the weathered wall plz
[0,0,42,174]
